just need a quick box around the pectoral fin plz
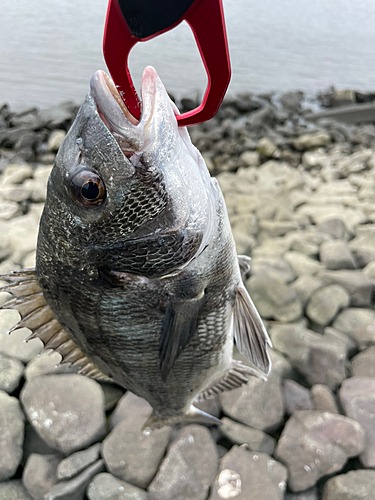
[233,285,271,375]
[159,293,204,382]
[0,269,111,382]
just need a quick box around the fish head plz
[38,67,215,278]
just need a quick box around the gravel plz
[1,89,375,498]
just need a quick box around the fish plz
[1,66,271,429]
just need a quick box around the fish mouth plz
[90,70,139,128]
[90,67,165,154]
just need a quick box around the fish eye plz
[70,170,106,208]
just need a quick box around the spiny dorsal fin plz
[0,269,111,382]
[233,285,272,375]
[195,359,267,402]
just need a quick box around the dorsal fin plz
[0,269,111,382]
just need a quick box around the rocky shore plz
[0,87,374,500]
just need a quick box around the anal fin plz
[195,359,266,403]
[0,269,111,383]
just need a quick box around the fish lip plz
[90,70,140,129]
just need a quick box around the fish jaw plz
[89,65,179,157]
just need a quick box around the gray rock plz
[23,425,59,460]
[102,419,171,489]
[275,411,365,492]
[239,151,260,167]
[319,240,355,270]
[285,488,318,500]
[284,251,324,277]
[363,260,375,281]
[194,395,221,418]
[258,220,299,237]
[283,380,313,415]
[340,377,375,467]
[23,454,60,500]
[317,270,373,307]
[293,132,331,151]
[21,374,106,455]
[0,353,24,393]
[56,443,101,480]
[333,308,375,349]
[246,275,302,322]
[306,285,350,326]
[87,473,148,500]
[0,481,32,500]
[290,276,323,306]
[351,346,375,377]
[1,163,33,185]
[47,130,66,152]
[257,137,278,157]
[317,218,347,239]
[209,447,287,500]
[219,417,276,455]
[324,326,357,357]
[109,391,152,431]
[270,324,347,389]
[24,352,75,380]
[310,385,339,414]
[348,233,375,267]
[220,372,284,432]
[249,256,295,284]
[148,425,218,500]
[0,390,25,481]
[44,459,105,500]
[323,470,375,500]
[0,312,43,363]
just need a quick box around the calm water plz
[2,0,375,110]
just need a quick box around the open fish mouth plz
[89,66,171,155]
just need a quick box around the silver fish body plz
[5,67,270,427]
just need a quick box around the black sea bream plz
[2,67,271,428]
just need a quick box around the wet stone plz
[333,308,375,349]
[209,447,287,500]
[0,390,25,481]
[20,374,106,455]
[283,380,313,415]
[322,470,375,500]
[319,240,355,270]
[148,425,218,500]
[102,418,171,489]
[290,275,323,306]
[270,324,347,389]
[220,372,284,432]
[56,443,101,480]
[0,480,32,500]
[306,285,349,326]
[219,417,276,455]
[87,473,148,500]
[285,489,318,500]
[317,270,373,307]
[351,346,375,377]
[310,385,339,414]
[275,411,365,492]
[0,353,24,393]
[23,453,60,500]
[246,275,302,322]
[340,377,375,467]
[44,459,105,500]
[109,391,152,430]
